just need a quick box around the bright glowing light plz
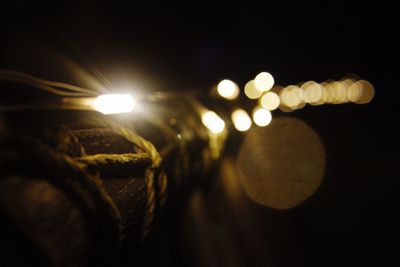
[357,80,375,104]
[322,81,336,103]
[93,94,135,114]
[244,80,263,99]
[280,85,303,109]
[231,109,252,132]
[254,72,274,92]
[253,107,272,127]
[302,81,323,104]
[347,81,363,102]
[260,91,280,110]
[319,82,329,104]
[274,77,373,109]
[217,79,240,100]
[201,110,225,134]
[332,81,348,103]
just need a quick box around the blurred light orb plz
[93,94,135,114]
[357,80,375,104]
[237,117,326,210]
[322,81,336,103]
[217,79,240,100]
[347,81,363,102]
[302,81,323,104]
[280,85,303,109]
[231,109,252,132]
[253,107,272,127]
[319,82,329,104]
[332,81,348,103]
[244,80,263,99]
[260,91,280,110]
[201,110,225,134]
[254,72,275,92]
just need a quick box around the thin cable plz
[0,70,98,96]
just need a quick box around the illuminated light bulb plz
[322,81,336,104]
[254,72,275,92]
[356,80,375,104]
[280,85,302,109]
[231,109,252,132]
[253,106,272,127]
[201,110,225,134]
[332,81,348,103]
[292,85,305,103]
[318,82,329,104]
[347,81,363,102]
[93,94,135,114]
[279,87,288,103]
[244,80,263,99]
[302,81,323,104]
[217,79,240,100]
[321,83,329,104]
[260,91,280,110]
[279,88,292,108]
[312,83,327,105]
[340,80,351,102]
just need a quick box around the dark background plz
[1,1,398,266]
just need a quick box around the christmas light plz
[92,94,135,114]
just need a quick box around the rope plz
[89,117,167,238]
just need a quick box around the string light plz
[244,80,263,99]
[253,106,272,127]
[332,81,348,103]
[92,94,135,114]
[302,81,323,104]
[254,72,274,92]
[201,110,226,134]
[280,85,303,109]
[217,79,240,100]
[260,91,280,110]
[276,77,374,110]
[355,80,375,104]
[347,81,363,102]
[231,109,252,132]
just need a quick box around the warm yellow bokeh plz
[302,81,323,104]
[275,77,373,109]
[254,72,274,92]
[217,79,240,100]
[92,94,135,114]
[231,109,252,132]
[244,80,263,99]
[357,80,375,104]
[201,110,225,134]
[252,106,272,127]
[332,81,348,103]
[321,81,336,104]
[260,91,280,110]
[280,85,303,109]
[347,81,363,102]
